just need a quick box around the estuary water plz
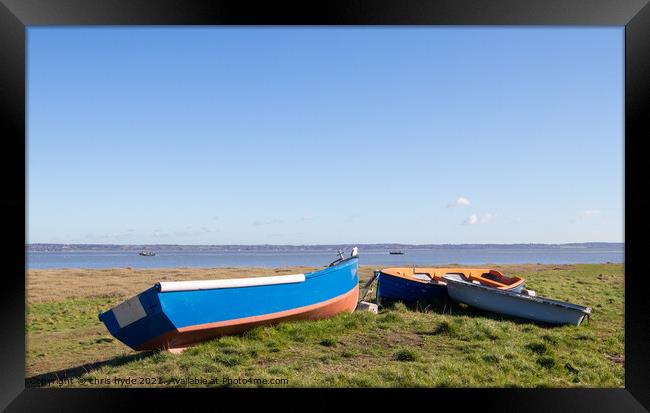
[26,244,624,269]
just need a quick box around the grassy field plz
[26,263,624,388]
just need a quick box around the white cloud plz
[463,213,496,225]
[150,227,219,238]
[84,232,136,240]
[253,219,283,226]
[579,209,601,217]
[269,232,305,238]
[447,196,471,208]
[574,209,602,222]
[482,213,496,223]
[345,213,362,222]
[464,214,478,225]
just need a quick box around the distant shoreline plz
[26,242,624,252]
[26,262,624,272]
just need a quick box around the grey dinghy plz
[442,274,591,325]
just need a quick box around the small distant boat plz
[376,267,525,305]
[99,249,359,351]
[443,273,591,325]
[389,251,405,255]
[139,251,155,256]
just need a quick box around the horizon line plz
[26,241,624,246]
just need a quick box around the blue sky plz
[27,27,623,245]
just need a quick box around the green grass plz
[26,264,624,388]
[27,296,123,333]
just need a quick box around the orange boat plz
[376,267,525,305]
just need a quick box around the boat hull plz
[376,271,447,304]
[137,285,358,350]
[99,257,359,350]
[444,274,590,325]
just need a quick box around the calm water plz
[26,246,624,269]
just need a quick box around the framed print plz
[1,0,648,411]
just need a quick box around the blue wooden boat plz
[376,268,448,305]
[99,250,359,351]
[443,274,591,325]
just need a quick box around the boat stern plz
[98,287,176,350]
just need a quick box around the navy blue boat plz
[376,268,448,306]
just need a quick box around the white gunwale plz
[156,273,306,292]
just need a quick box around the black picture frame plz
[1,0,648,411]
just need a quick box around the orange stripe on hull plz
[135,285,360,351]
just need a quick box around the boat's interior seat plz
[481,272,502,282]
[412,273,432,281]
